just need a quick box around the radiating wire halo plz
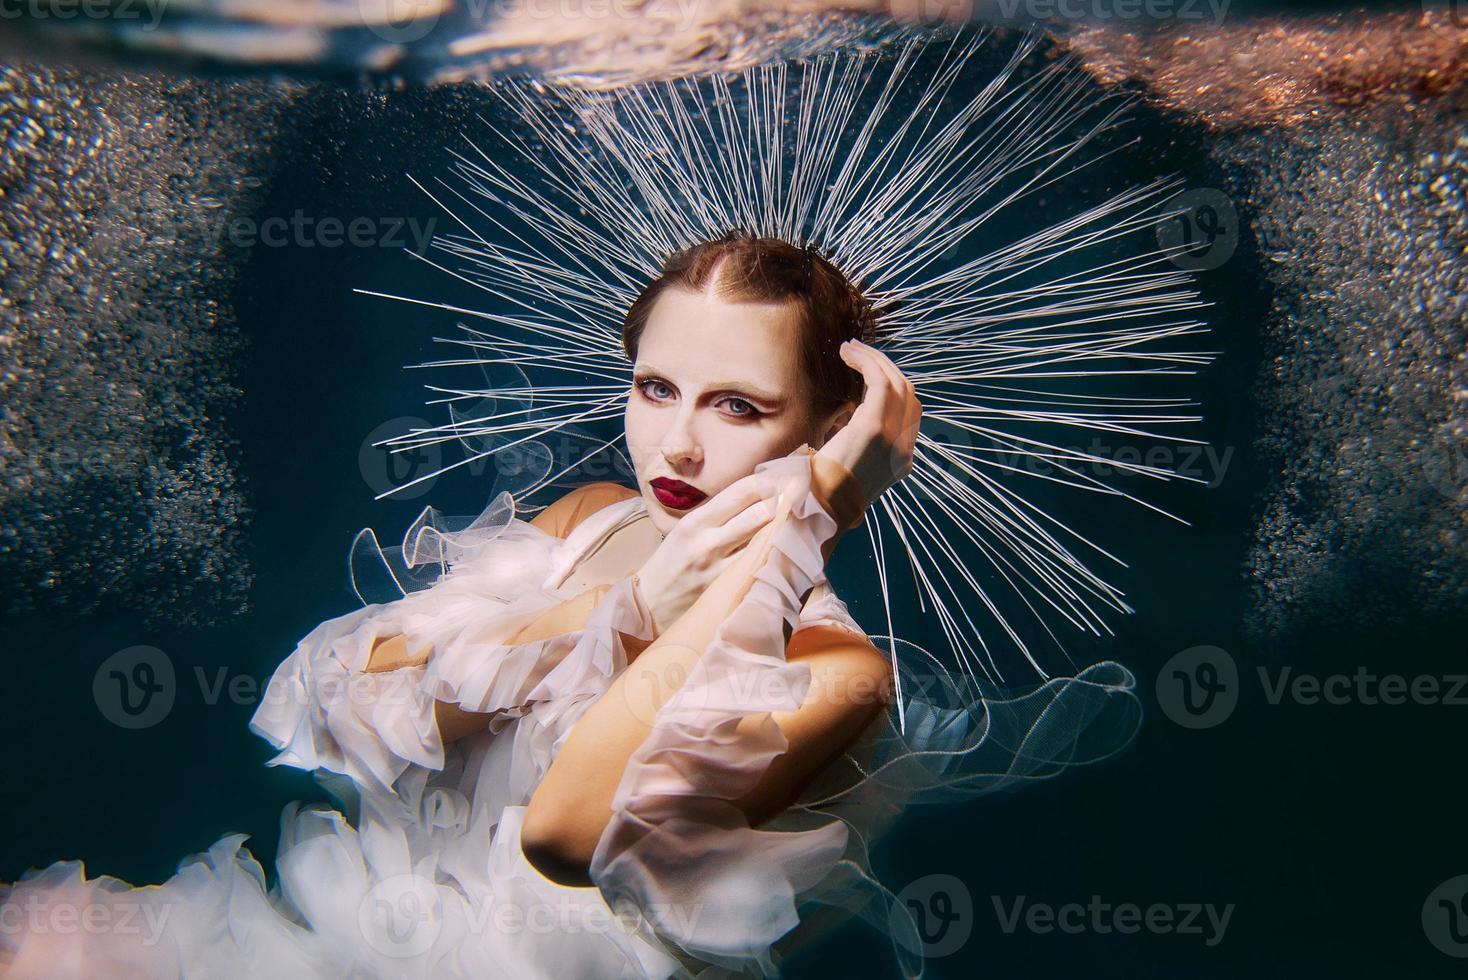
[355,27,1216,724]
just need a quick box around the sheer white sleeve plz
[588,448,852,975]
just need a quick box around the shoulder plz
[528,481,642,540]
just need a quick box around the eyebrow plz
[633,367,785,405]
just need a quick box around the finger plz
[713,498,775,552]
[849,343,918,478]
[844,338,904,395]
[850,341,919,444]
[852,338,908,394]
[691,469,769,527]
[711,514,782,587]
[840,341,895,422]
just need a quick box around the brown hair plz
[620,232,879,424]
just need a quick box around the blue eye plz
[635,379,763,420]
[722,398,758,418]
[637,379,673,401]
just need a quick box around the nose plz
[659,408,703,469]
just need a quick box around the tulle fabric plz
[0,444,1140,980]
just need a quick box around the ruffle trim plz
[248,557,657,813]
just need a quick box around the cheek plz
[716,419,808,476]
[623,400,655,457]
[761,414,817,456]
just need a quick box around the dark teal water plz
[5,42,1467,980]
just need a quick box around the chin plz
[642,489,679,534]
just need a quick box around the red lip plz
[650,477,707,510]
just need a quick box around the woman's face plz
[624,285,845,536]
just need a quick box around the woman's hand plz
[636,340,918,632]
[633,474,776,634]
[813,339,921,526]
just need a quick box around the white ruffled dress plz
[0,447,1140,980]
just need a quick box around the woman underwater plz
[0,237,942,979]
[2,30,1180,978]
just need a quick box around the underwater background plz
[3,8,1467,978]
